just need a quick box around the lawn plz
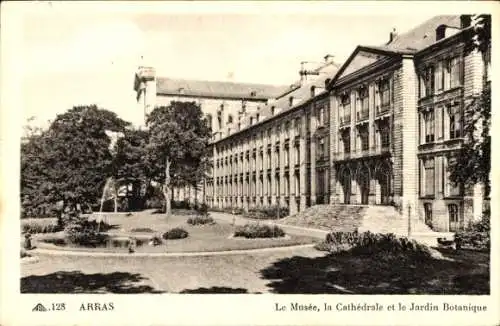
[32,209,317,253]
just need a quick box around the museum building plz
[134,15,491,232]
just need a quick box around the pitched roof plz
[156,77,289,100]
[377,15,462,53]
[328,15,463,88]
[223,62,340,139]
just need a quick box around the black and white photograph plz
[1,1,497,325]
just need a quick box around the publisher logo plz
[32,303,47,312]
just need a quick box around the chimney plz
[388,28,397,44]
[460,15,472,28]
[324,54,335,63]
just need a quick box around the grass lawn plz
[32,210,317,253]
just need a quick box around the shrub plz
[317,231,432,261]
[130,227,156,233]
[455,213,490,251]
[63,213,109,247]
[171,200,191,210]
[245,206,289,219]
[234,224,285,239]
[187,215,215,226]
[196,203,209,215]
[162,227,189,240]
[21,221,61,234]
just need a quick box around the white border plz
[2,1,499,326]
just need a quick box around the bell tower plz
[133,56,156,126]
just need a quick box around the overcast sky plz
[14,2,446,128]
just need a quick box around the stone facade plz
[134,15,489,232]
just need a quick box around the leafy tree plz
[146,101,211,215]
[449,14,491,197]
[20,105,129,219]
[112,128,150,210]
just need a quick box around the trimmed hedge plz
[234,224,286,239]
[162,227,189,240]
[245,206,289,219]
[187,215,215,226]
[316,231,432,261]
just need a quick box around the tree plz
[112,128,150,210]
[21,105,130,219]
[146,101,211,216]
[448,14,491,197]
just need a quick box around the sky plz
[17,2,439,129]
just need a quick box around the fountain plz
[97,177,116,232]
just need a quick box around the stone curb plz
[30,243,316,258]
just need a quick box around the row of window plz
[420,156,461,198]
[420,104,462,144]
[338,78,392,126]
[215,137,328,175]
[419,56,462,98]
[339,122,391,154]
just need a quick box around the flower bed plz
[234,224,285,239]
[316,231,432,261]
[187,215,215,226]
[162,227,189,240]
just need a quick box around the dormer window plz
[436,24,447,41]
[178,87,185,94]
[250,117,254,125]
[271,106,276,116]
[256,113,260,122]
[250,91,257,97]
[227,114,234,124]
[289,97,294,107]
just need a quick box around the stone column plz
[270,126,277,206]
[299,114,307,211]
[279,123,286,207]
[289,119,297,215]
[310,107,317,205]
[400,56,419,219]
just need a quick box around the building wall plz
[138,19,487,233]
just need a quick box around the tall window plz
[423,110,435,143]
[294,146,300,165]
[379,79,390,108]
[294,118,301,136]
[343,130,351,153]
[275,149,280,166]
[420,66,435,98]
[306,112,311,132]
[359,87,369,119]
[445,157,461,196]
[360,129,369,151]
[448,105,462,139]
[448,204,459,230]
[317,137,325,159]
[285,122,290,138]
[423,158,435,196]
[380,125,390,149]
[424,203,433,227]
[340,94,351,125]
[317,106,324,126]
[449,57,461,88]
[284,147,289,166]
